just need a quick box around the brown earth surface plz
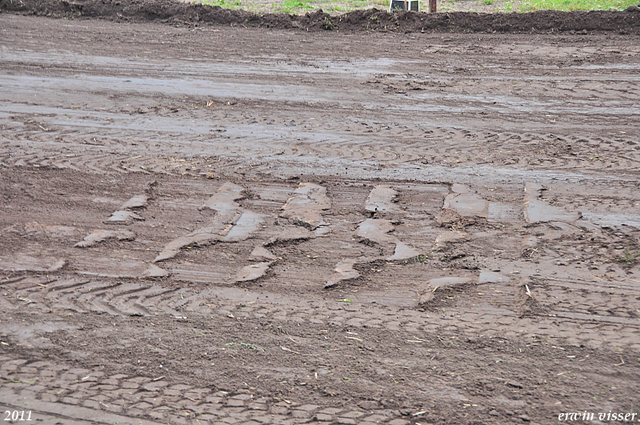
[1,7,640,425]
[2,0,640,34]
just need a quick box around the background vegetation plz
[196,0,638,15]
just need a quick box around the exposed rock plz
[325,259,360,288]
[281,183,330,230]
[75,229,136,247]
[443,185,488,219]
[357,218,396,245]
[523,182,580,223]
[264,228,314,246]
[387,242,421,261]
[365,185,398,214]
[106,210,144,223]
[249,246,277,261]
[120,194,148,210]
[234,262,273,283]
[223,211,264,242]
[143,264,170,278]
[200,182,245,213]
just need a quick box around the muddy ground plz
[1,6,640,425]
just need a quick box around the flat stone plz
[200,182,244,213]
[523,183,580,224]
[314,224,331,236]
[75,230,135,247]
[386,242,421,261]
[223,211,263,242]
[430,276,473,288]
[154,234,219,262]
[488,202,521,223]
[195,209,243,236]
[443,190,488,219]
[155,208,245,262]
[120,194,148,210]
[280,183,330,230]
[249,246,277,261]
[264,228,313,247]
[325,259,360,288]
[106,210,144,223]
[357,219,396,245]
[143,264,170,278]
[479,270,510,284]
[434,231,468,247]
[234,262,272,283]
[365,185,397,213]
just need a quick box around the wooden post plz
[429,0,436,12]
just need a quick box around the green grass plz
[618,250,640,265]
[194,0,637,14]
[521,0,636,11]
[202,0,243,9]
[276,0,313,13]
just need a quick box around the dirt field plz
[1,5,640,425]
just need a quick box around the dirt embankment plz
[2,0,640,33]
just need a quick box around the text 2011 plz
[4,411,32,421]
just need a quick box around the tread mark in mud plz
[0,354,412,425]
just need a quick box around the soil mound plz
[1,0,639,33]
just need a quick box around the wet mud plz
[1,11,640,425]
[2,0,640,34]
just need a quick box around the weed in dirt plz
[402,253,429,264]
[202,0,243,8]
[226,341,263,350]
[617,250,640,265]
[277,0,313,13]
[194,0,385,14]
[521,0,636,11]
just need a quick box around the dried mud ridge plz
[2,0,640,34]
